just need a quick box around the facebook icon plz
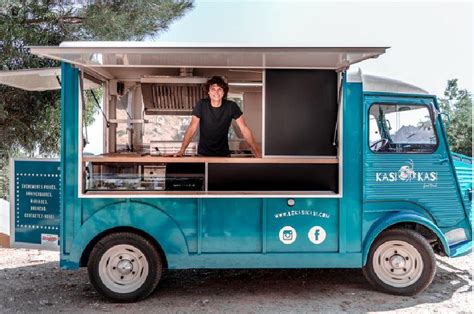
[308,226,326,244]
[314,229,320,241]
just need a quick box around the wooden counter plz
[84,190,339,196]
[82,155,339,164]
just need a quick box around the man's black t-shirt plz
[192,98,243,156]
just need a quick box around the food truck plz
[1,42,472,302]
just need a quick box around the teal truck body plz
[2,43,471,301]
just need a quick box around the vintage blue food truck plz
[2,42,472,302]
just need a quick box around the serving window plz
[80,68,341,196]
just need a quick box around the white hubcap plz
[372,240,423,288]
[98,244,149,294]
[117,259,134,275]
[390,255,406,269]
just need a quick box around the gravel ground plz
[0,248,472,313]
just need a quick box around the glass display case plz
[85,162,205,192]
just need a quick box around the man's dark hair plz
[205,76,229,99]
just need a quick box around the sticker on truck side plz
[10,159,60,251]
[375,160,438,187]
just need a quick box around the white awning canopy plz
[29,41,388,71]
[0,67,101,91]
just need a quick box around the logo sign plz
[11,159,60,250]
[279,226,297,245]
[308,226,326,244]
[375,160,438,185]
[41,233,59,246]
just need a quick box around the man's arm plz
[235,116,262,158]
[176,116,200,157]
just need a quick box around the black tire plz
[87,232,162,302]
[362,228,436,296]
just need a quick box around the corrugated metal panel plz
[451,152,472,220]
[364,154,466,227]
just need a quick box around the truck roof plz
[347,69,429,95]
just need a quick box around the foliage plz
[438,79,472,156]
[0,0,193,153]
[0,0,193,198]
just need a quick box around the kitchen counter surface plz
[82,154,339,164]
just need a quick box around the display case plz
[85,162,205,192]
[82,156,338,195]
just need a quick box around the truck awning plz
[0,67,101,91]
[29,42,388,71]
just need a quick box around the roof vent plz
[141,76,207,115]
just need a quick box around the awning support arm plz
[333,71,344,147]
[79,71,89,145]
[90,90,110,128]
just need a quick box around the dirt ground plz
[0,248,472,313]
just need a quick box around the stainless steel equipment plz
[143,165,166,190]
[150,141,197,156]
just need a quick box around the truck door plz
[363,95,466,229]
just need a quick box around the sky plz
[157,0,473,97]
[87,0,473,154]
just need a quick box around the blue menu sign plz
[11,159,60,250]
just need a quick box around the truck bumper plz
[449,240,472,257]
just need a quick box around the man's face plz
[208,84,224,102]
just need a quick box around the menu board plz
[264,69,338,156]
[11,159,60,250]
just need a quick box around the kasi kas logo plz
[375,160,438,183]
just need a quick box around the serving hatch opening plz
[8,42,389,197]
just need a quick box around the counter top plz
[82,155,339,164]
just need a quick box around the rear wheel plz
[87,232,162,302]
[363,228,436,296]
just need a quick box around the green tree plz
[438,79,472,156]
[0,0,193,198]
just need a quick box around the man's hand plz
[253,148,262,158]
[176,116,200,157]
[235,116,261,158]
[173,150,185,157]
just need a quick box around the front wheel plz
[87,232,162,302]
[363,228,436,296]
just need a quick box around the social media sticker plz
[308,226,326,244]
[279,226,297,245]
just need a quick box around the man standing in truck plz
[176,76,261,157]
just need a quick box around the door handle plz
[436,158,449,164]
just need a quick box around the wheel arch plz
[69,201,189,268]
[363,212,450,265]
[80,226,168,268]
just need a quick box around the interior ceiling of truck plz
[98,67,264,82]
